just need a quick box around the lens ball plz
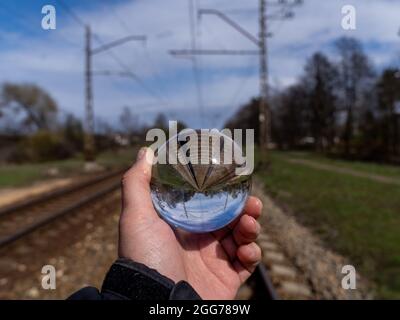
[150,129,251,233]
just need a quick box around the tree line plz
[0,79,188,163]
[0,83,167,163]
[225,37,400,163]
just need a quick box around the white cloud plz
[1,0,400,129]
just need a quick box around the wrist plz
[101,258,201,300]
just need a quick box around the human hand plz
[118,147,263,299]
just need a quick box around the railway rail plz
[238,230,313,300]
[0,169,314,300]
[0,169,124,249]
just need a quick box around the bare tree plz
[153,113,168,131]
[376,68,400,157]
[335,37,375,156]
[275,84,309,149]
[119,106,139,136]
[302,52,339,151]
[1,83,58,132]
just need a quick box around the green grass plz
[282,150,400,180]
[0,148,137,189]
[96,148,137,169]
[256,151,400,299]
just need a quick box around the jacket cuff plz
[101,258,201,300]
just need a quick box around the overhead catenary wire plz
[56,0,172,109]
[227,55,259,110]
[56,0,175,161]
[0,2,82,48]
[98,0,173,112]
[188,0,205,127]
[196,5,259,117]
[171,0,303,155]
[101,0,132,35]
[0,3,44,36]
[92,33,171,109]
[216,2,293,111]
[56,0,86,28]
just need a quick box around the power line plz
[56,0,171,109]
[198,19,227,51]
[198,9,260,46]
[56,0,86,27]
[143,45,172,103]
[227,56,258,109]
[98,0,174,110]
[0,3,41,35]
[188,0,205,127]
[105,2,132,34]
[170,49,260,55]
[171,0,303,157]
[259,0,269,152]
[0,2,81,48]
[56,0,173,161]
[214,2,294,113]
[91,35,146,55]
[91,33,171,109]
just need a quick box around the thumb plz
[121,147,158,221]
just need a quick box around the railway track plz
[237,230,313,300]
[238,183,315,300]
[0,169,314,300]
[252,233,313,299]
[0,169,124,249]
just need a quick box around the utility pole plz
[170,1,302,160]
[85,25,95,162]
[83,26,146,163]
[188,0,204,127]
[56,1,148,163]
[259,0,269,151]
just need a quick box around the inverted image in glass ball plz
[150,129,252,233]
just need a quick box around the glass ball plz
[150,129,251,233]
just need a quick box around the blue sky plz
[1,0,400,130]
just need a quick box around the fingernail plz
[253,219,260,233]
[256,199,263,211]
[249,216,256,226]
[136,147,147,161]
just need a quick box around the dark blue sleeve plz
[67,258,201,300]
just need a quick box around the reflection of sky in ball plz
[175,192,242,218]
[151,185,249,233]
